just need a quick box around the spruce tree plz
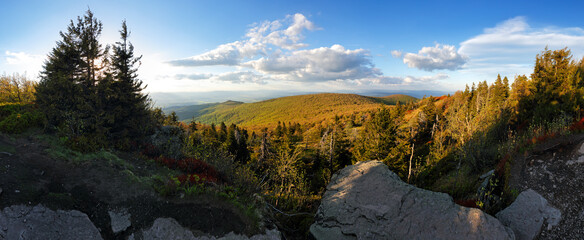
[107,20,152,148]
[530,48,578,123]
[37,9,107,144]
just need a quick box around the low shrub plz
[0,105,44,134]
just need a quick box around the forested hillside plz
[166,93,417,129]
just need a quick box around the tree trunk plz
[408,143,415,183]
[329,128,335,172]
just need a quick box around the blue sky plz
[3,0,584,102]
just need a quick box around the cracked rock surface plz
[0,204,102,240]
[310,160,515,240]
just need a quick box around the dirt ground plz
[0,132,258,239]
[508,133,584,239]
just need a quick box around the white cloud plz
[4,51,45,78]
[247,13,319,50]
[167,13,387,84]
[163,13,453,91]
[165,71,266,84]
[167,42,249,66]
[168,13,319,67]
[458,16,584,79]
[243,44,379,82]
[396,44,468,71]
[367,73,449,85]
[5,51,43,65]
[391,50,402,58]
[174,73,213,80]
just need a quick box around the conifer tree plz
[529,48,578,123]
[106,20,152,147]
[36,9,106,145]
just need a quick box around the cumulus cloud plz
[168,13,319,67]
[458,16,584,79]
[246,13,319,50]
[165,13,453,89]
[396,44,468,71]
[243,44,379,82]
[167,13,385,83]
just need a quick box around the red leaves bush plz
[570,116,584,132]
[143,144,220,184]
[175,172,218,185]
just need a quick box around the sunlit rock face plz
[310,160,515,240]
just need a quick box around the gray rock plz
[310,160,515,240]
[109,208,131,234]
[141,218,196,240]
[496,189,562,240]
[0,204,102,240]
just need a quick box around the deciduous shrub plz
[0,104,44,133]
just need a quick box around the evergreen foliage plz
[35,9,154,151]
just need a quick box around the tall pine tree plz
[37,9,107,148]
[106,20,152,148]
[37,10,156,151]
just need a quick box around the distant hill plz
[165,100,243,121]
[378,94,418,105]
[164,93,418,129]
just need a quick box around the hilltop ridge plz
[164,93,418,129]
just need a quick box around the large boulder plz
[310,160,515,240]
[496,189,561,240]
[0,204,102,240]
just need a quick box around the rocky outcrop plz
[130,217,281,240]
[310,160,515,240]
[0,204,102,240]
[496,189,561,240]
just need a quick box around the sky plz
[3,0,584,104]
